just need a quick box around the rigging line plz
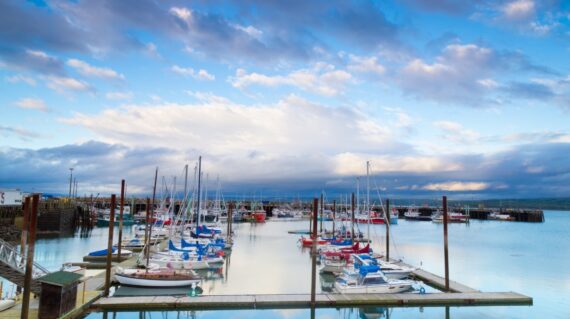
[370,163,403,260]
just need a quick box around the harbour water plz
[2,211,569,318]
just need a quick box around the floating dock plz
[92,291,532,311]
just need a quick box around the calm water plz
[2,211,569,318]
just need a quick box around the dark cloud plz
[2,140,570,198]
[0,125,42,140]
[504,81,556,100]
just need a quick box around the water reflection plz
[86,307,459,319]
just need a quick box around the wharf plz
[92,291,532,311]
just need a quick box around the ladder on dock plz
[0,238,49,294]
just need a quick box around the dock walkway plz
[93,292,532,311]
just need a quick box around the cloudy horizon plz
[1,0,569,199]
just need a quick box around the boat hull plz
[334,282,412,294]
[115,273,200,288]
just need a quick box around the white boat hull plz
[115,273,200,287]
[334,281,412,294]
[0,299,16,312]
[150,256,210,270]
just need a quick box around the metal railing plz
[0,237,49,279]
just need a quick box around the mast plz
[366,161,370,244]
[183,164,189,199]
[196,156,202,225]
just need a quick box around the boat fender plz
[419,287,426,295]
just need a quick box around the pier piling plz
[104,195,116,297]
[443,195,450,292]
[21,194,38,319]
[310,198,318,307]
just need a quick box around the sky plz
[1,0,570,199]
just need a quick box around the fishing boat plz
[404,207,433,221]
[334,263,414,294]
[114,267,201,288]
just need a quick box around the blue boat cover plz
[88,247,116,256]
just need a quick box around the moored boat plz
[115,267,201,287]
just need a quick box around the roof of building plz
[38,271,82,287]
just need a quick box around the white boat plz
[432,211,469,223]
[114,267,201,288]
[352,255,415,280]
[148,252,210,270]
[334,266,414,294]
[0,299,16,312]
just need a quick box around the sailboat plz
[114,267,201,288]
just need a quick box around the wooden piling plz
[310,198,318,307]
[332,200,336,235]
[104,195,116,297]
[319,193,323,234]
[443,195,450,292]
[386,199,390,262]
[118,180,125,259]
[21,194,38,319]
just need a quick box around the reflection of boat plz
[359,307,386,319]
[300,236,328,247]
[115,267,201,288]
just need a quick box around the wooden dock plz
[92,291,532,311]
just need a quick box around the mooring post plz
[104,195,116,297]
[386,199,390,262]
[227,202,232,242]
[21,194,38,319]
[332,200,336,235]
[20,196,30,260]
[351,193,355,242]
[310,197,318,307]
[118,180,125,259]
[443,195,450,292]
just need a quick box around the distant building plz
[0,189,23,206]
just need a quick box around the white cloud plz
[422,181,490,191]
[14,98,48,112]
[434,121,480,144]
[231,63,352,96]
[232,24,263,39]
[62,94,428,181]
[169,7,192,23]
[46,76,91,93]
[502,0,535,21]
[67,59,124,80]
[347,55,385,75]
[171,65,215,80]
[105,91,133,100]
[332,153,462,176]
[5,74,36,86]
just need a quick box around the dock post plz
[118,180,125,259]
[443,195,450,292]
[104,195,116,297]
[227,202,233,242]
[351,193,355,242]
[21,194,38,319]
[386,199,390,261]
[310,198,318,307]
[332,200,336,235]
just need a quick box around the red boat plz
[339,242,371,254]
[300,236,328,247]
[355,212,385,224]
[251,210,266,223]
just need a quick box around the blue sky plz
[1,0,569,198]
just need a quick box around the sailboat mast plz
[196,156,202,225]
[183,164,189,199]
[366,161,370,244]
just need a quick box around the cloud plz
[0,125,41,141]
[5,74,36,86]
[502,0,536,21]
[434,121,480,144]
[402,0,477,14]
[0,49,65,75]
[105,91,133,100]
[422,181,490,191]
[347,55,386,76]
[14,98,48,112]
[67,59,124,80]
[231,63,352,96]
[171,65,215,80]
[397,42,556,106]
[46,76,92,93]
